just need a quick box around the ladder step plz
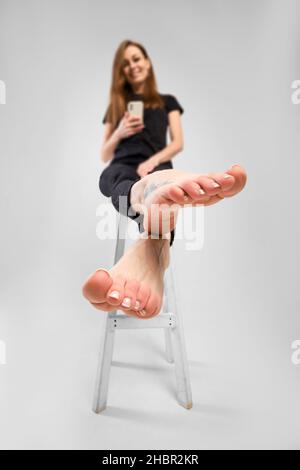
[108,313,176,330]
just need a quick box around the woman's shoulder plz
[159,92,177,101]
[159,93,184,115]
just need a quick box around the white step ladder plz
[92,214,193,412]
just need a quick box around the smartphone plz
[127,101,144,123]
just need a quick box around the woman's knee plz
[99,168,111,196]
[99,164,120,196]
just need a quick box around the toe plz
[207,172,236,191]
[194,175,223,195]
[180,180,207,200]
[134,282,151,312]
[203,164,247,204]
[224,164,247,194]
[82,269,113,303]
[120,279,140,311]
[213,165,247,198]
[143,291,162,318]
[106,276,126,305]
[166,185,186,204]
[90,301,118,312]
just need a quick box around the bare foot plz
[130,164,247,234]
[82,237,170,319]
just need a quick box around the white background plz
[0,0,299,449]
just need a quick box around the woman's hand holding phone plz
[115,111,144,141]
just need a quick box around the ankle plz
[130,178,146,211]
[151,238,170,271]
[136,236,170,271]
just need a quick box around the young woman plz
[82,39,247,319]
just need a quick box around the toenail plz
[108,290,120,300]
[139,309,147,317]
[223,174,232,179]
[134,300,141,310]
[199,188,205,195]
[212,182,220,188]
[121,297,131,308]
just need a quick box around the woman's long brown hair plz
[104,39,165,129]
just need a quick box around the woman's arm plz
[100,123,121,163]
[100,113,144,163]
[136,110,184,176]
[152,110,184,165]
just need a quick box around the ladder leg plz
[170,324,193,409]
[163,291,174,363]
[92,314,116,413]
[166,262,193,409]
[92,214,128,413]
[164,328,174,363]
[114,214,127,264]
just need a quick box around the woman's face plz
[122,45,150,91]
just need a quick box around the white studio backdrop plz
[0,0,299,450]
